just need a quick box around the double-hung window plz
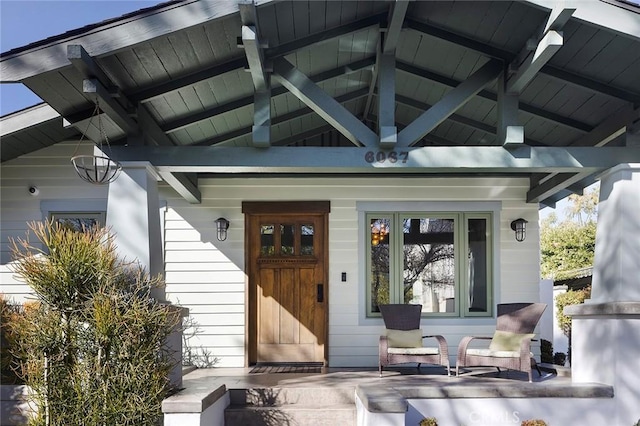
[366,209,494,317]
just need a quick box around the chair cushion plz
[466,348,533,358]
[385,328,423,348]
[489,330,535,352]
[388,346,439,355]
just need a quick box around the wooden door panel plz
[247,209,328,365]
[278,268,298,344]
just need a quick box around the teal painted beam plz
[273,58,378,147]
[109,146,640,174]
[397,60,503,147]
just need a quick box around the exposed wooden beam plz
[527,171,592,203]
[543,7,576,33]
[397,59,503,147]
[241,25,269,92]
[507,30,563,94]
[162,57,375,134]
[67,45,128,103]
[569,105,639,147]
[253,87,271,147]
[406,18,640,104]
[395,60,592,133]
[0,1,241,82]
[137,105,174,147]
[541,65,640,104]
[130,58,247,104]
[158,171,201,204]
[530,105,638,204]
[394,93,496,136]
[194,88,369,147]
[383,0,410,54]
[82,78,138,134]
[405,19,512,60]
[272,125,335,147]
[109,146,640,174]
[527,0,640,41]
[272,58,378,147]
[265,13,385,59]
[497,68,521,147]
[378,53,397,149]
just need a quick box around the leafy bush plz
[419,418,438,426]
[553,352,567,366]
[9,221,180,426]
[522,421,547,426]
[540,339,553,364]
[555,286,590,365]
[0,294,22,384]
[555,287,591,338]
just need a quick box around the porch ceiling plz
[1,0,639,207]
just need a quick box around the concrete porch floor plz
[178,364,582,395]
[163,365,615,426]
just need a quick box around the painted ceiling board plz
[182,25,217,66]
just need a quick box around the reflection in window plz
[50,212,105,233]
[280,224,294,255]
[403,217,455,314]
[261,225,275,256]
[370,218,391,312]
[300,224,314,255]
[468,218,488,313]
[366,212,493,317]
[57,218,99,232]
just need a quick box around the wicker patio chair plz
[378,304,450,377]
[456,302,547,382]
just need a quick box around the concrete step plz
[224,404,356,426]
[226,387,356,426]
[229,387,355,406]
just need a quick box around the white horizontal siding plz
[0,141,106,303]
[1,146,542,368]
[163,177,540,368]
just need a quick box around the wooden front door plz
[244,202,329,365]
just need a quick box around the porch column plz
[566,163,640,425]
[106,162,165,300]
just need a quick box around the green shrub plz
[522,421,547,426]
[9,221,180,426]
[555,286,591,364]
[419,418,438,426]
[553,352,566,366]
[0,294,22,384]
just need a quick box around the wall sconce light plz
[215,217,230,241]
[510,218,528,242]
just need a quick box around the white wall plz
[1,144,542,368]
[161,177,540,368]
[0,141,108,303]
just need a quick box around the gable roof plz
[2,0,639,206]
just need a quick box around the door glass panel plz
[260,225,275,256]
[403,217,456,313]
[300,224,314,255]
[468,218,488,313]
[280,224,295,255]
[370,218,391,312]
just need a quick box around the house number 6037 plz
[364,151,409,164]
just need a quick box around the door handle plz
[317,283,324,303]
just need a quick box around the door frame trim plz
[243,201,330,366]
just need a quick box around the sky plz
[0,0,160,116]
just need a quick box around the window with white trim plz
[366,211,493,317]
